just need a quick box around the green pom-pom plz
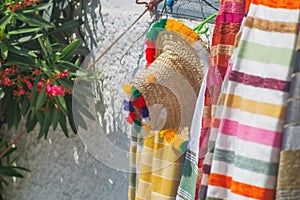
[133,120,142,133]
[132,87,141,98]
[180,141,188,154]
[146,19,167,41]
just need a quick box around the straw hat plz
[129,25,207,131]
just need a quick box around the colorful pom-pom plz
[123,100,135,112]
[126,112,136,124]
[145,47,156,63]
[133,120,142,133]
[133,95,146,109]
[141,106,149,118]
[123,84,132,94]
[146,74,156,83]
[146,19,167,41]
[123,100,130,111]
[159,129,176,143]
[142,124,150,134]
[132,87,141,98]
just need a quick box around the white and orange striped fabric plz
[204,0,300,199]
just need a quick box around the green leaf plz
[59,115,69,137]
[11,166,31,173]
[0,166,24,178]
[17,13,53,28]
[58,79,73,90]
[57,60,80,70]
[6,99,15,129]
[36,87,46,109]
[7,45,37,58]
[0,14,13,28]
[52,108,61,131]
[36,110,45,126]
[21,97,30,117]
[49,20,82,35]
[18,34,43,43]
[13,103,21,129]
[0,43,8,59]
[19,2,51,14]
[26,112,38,133]
[60,40,80,60]
[38,107,53,139]
[54,95,67,115]
[8,27,42,35]
[30,77,39,108]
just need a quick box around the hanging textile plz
[125,19,208,200]
[176,44,209,200]
[196,0,247,199]
[276,33,300,199]
[205,0,300,199]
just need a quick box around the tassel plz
[123,100,130,111]
[145,47,156,64]
[146,74,156,83]
[133,95,146,109]
[146,19,167,41]
[142,124,150,134]
[126,112,136,124]
[123,84,133,94]
[132,87,141,98]
[141,106,149,118]
[129,102,134,112]
[133,120,142,133]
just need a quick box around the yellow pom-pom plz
[146,74,156,83]
[142,124,150,134]
[159,129,176,143]
[123,84,132,94]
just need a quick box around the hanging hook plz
[135,0,148,6]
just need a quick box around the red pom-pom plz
[145,48,156,63]
[133,95,146,110]
[126,112,137,124]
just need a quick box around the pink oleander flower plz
[46,83,65,97]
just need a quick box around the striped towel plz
[197,0,246,198]
[277,33,300,200]
[176,52,209,200]
[129,127,146,200]
[135,129,188,200]
[205,1,300,199]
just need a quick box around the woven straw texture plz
[130,30,204,130]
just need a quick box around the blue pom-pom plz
[129,102,135,112]
[123,100,130,111]
[141,106,149,118]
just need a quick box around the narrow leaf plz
[60,40,80,60]
[52,108,61,131]
[0,43,8,59]
[9,27,42,35]
[54,95,67,115]
[49,20,82,35]
[0,15,13,28]
[36,88,46,109]
[59,115,69,137]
